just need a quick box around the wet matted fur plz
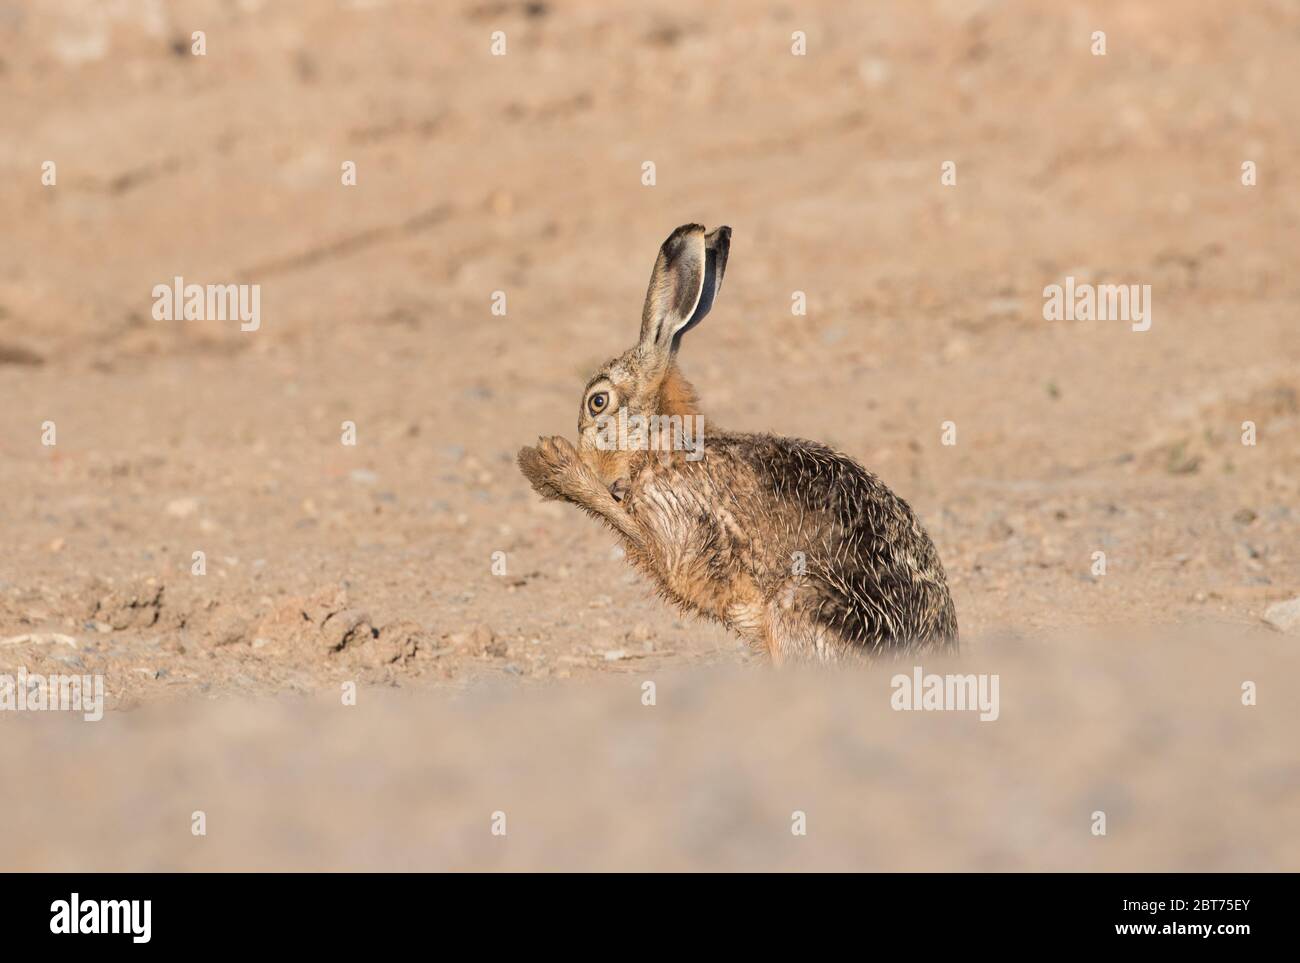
[519,224,957,662]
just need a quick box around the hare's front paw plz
[517,435,582,502]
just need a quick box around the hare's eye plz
[588,391,609,416]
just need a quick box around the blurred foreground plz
[3,626,1296,872]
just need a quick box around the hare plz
[518,224,957,662]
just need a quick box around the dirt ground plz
[1,0,1298,871]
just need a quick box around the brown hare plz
[518,224,957,662]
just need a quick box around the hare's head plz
[577,223,730,489]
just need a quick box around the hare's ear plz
[638,224,731,360]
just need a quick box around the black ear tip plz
[706,227,731,276]
[660,224,706,261]
[666,223,705,242]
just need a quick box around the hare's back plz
[712,433,958,650]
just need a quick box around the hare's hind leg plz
[756,622,788,666]
[765,596,849,665]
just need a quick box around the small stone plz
[205,608,249,647]
[941,337,970,362]
[858,56,891,88]
[165,497,199,518]
[456,623,505,657]
[1262,597,1300,633]
[367,620,427,666]
[321,609,373,652]
[603,649,627,662]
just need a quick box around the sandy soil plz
[1,0,1297,870]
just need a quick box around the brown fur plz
[655,364,700,419]
[519,224,957,662]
